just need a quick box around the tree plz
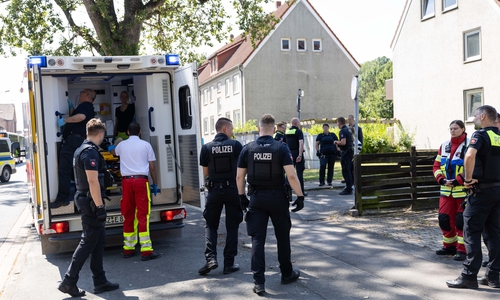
[358,56,393,119]
[0,0,283,62]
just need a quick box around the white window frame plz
[464,88,483,122]
[217,97,222,115]
[203,117,209,134]
[210,116,215,133]
[203,89,208,105]
[233,74,240,95]
[225,111,231,119]
[312,39,322,52]
[210,86,214,103]
[421,0,435,20]
[217,82,221,93]
[464,29,481,63]
[233,109,241,127]
[281,38,291,51]
[297,38,306,52]
[442,0,457,12]
[225,78,230,97]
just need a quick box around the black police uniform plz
[273,130,286,143]
[238,135,294,285]
[199,133,243,269]
[316,132,338,185]
[285,126,305,193]
[61,140,109,288]
[54,102,95,207]
[461,127,500,282]
[339,125,354,192]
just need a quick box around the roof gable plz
[198,0,359,84]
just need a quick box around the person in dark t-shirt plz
[114,91,135,140]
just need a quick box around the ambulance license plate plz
[106,215,124,225]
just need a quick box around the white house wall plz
[393,0,500,149]
[199,69,243,142]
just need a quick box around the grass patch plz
[303,164,343,182]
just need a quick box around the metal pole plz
[297,89,301,119]
[354,97,359,155]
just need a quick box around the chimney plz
[276,1,281,9]
[230,34,234,40]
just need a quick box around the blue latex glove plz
[151,184,158,197]
[107,145,116,152]
[57,118,66,127]
[67,99,74,109]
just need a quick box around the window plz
[225,78,230,97]
[210,58,218,73]
[217,97,222,115]
[0,140,9,153]
[443,0,457,11]
[210,86,214,103]
[297,38,306,51]
[464,89,483,121]
[233,74,240,94]
[203,89,208,105]
[312,39,322,52]
[210,116,215,133]
[225,111,231,119]
[233,110,241,127]
[464,29,481,62]
[421,0,435,19]
[203,118,209,134]
[178,85,192,129]
[217,82,221,93]
[281,38,291,51]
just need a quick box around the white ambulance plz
[26,55,205,254]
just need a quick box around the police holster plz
[247,184,255,196]
[284,183,292,201]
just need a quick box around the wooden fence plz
[354,146,439,215]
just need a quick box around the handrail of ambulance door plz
[148,107,155,132]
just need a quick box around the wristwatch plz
[97,204,105,209]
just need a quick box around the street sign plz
[351,75,358,101]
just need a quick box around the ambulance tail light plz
[29,56,47,68]
[39,221,70,234]
[160,208,186,222]
[166,54,180,66]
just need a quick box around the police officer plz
[447,105,500,289]
[285,118,306,196]
[335,117,354,195]
[237,114,304,295]
[198,117,243,275]
[274,122,287,143]
[57,119,119,297]
[316,124,338,186]
[51,88,96,208]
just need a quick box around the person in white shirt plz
[109,122,161,261]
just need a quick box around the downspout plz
[239,64,245,124]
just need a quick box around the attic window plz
[281,38,291,51]
[297,38,306,52]
[312,39,322,52]
[421,0,435,19]
[210,58,218,73]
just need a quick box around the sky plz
[0,0,406,129]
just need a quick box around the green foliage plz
[360,123,413,153]
[234,119,257,134]
[358,57,393,119]
[0,0,282,61]
[303,124,339,137]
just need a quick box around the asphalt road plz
[1,189,499,299]
[0,163,28,245]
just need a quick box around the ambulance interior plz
[42,71,199,216]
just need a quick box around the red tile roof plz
[198,0,359,84]
[496,0,500,7]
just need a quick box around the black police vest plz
[73,143,107,191]
[319,134,336,155]
[206,139,237,182]
[247,140,285,187]
[339,127,353,152]
[285,128,300,151]
[473,129,500,182]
